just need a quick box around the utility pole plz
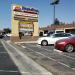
[50,0,60,25]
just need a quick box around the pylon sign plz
[12,5,39,22]
[12,4,39,37]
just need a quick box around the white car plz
[43,33,48,36]
[37,33,73,46]
[5,33,12,37]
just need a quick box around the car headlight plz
[58,42,66,44]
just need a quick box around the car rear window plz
[53,34,62,37]
[62,33,71,37]
[52,33,71,37]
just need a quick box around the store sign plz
[20,21,33,29]
[13,5,22,11]
[20,28,33,32]
[13,5,38,21]
[13,5,39,14]
[13,11,38,17]
[20,24,33,29]
[22,6,38,14]
[14,16,38,21]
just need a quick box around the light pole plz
[53,4,55,25]
[50,0,60,24]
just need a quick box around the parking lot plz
[1,38,75,75]
[0,40,21,75]
[17,43,75,75]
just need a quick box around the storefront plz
[40,24,75,36]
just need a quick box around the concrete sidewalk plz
[15,41,37,44]
[7,40,37,44]
[10,36,39,43]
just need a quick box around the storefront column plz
[33,22,39,36]
[12,20,19,36]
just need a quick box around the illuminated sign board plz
[13,11,38,17]
[20,21,33,30]
[12,5,39,22]
[13,5,39,14]
[20,24,33,29]
[22,6,38,14]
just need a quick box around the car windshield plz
[47,32,54,36]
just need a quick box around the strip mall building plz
[39,24,75,36]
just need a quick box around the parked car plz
[43,33,48,36]
[0,34,4,39]
[4,33,12,37]
[55,36,75,52]
[37,33,73,46]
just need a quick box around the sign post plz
[50,0,60,24]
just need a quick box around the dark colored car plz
[0,34,4,39]
[55,36,75,52]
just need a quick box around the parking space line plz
[0,52,8,54]
[0,70,19,73]
[21,45,26,48]
[22,44,75,60]
[26,44,38,48]
[36,44,75,60]
[0,70,31,74]
[60,53,75,60]
[25,44,52,52]
[25,47,73,69]
[2,41,53,75]
[54,49,63,53]
[54,49,75,60]
[72,68,75,70]
[0,69,52,75]
[17,43,75,71]
[0,70,29,74]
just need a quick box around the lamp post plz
[53,4,55,25]
[50,0,60,25]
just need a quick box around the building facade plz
[39,24,75,36]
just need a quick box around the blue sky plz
[0,0,75,29]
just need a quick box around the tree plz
[72,21,75,24]
[3,28,11,34]
[54,18,60,25]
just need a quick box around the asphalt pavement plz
[1,37,75,75]
[0,40,21,75]
[1,39,52,75]
[15,43,75,75]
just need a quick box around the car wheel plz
[65,44,74,52]
[41,40,48,46]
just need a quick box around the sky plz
[0,0,75,29]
